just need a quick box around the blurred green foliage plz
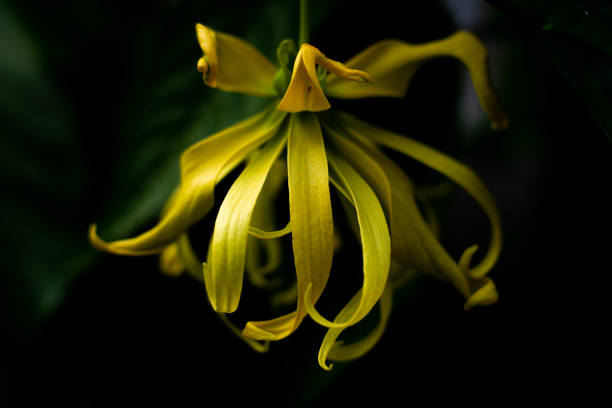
[486,0,612,139]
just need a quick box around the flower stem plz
[299,0,309,45]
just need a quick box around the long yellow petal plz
[278,44,371,113]
[326,31,509,130]
[338,112,501,280]
[205,124,288,313]
[159,243,185,277]
[242,112,334,340]
[245,161,288,289]
[321,116,393,225]
[304,151,390,329]
[196,24,277,97]
[317,282,392,371]
[175,233,269,352]
[90,106,286,255]
[337,114,500,307]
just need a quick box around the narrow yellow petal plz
[175,233,269,352]
[318,283,393,370]
[244,158,286,289]
[248,223,291,239]
[90,106,286,255]
[278,44,371,113]
[332,117,467,295]
[206,124,288,313]
[242,113,333,340]
[195,23,277,97]
[304,152,390,330]
[217,313,270,353]
[159,243,185,277]
[321,117,393,225]
[326,31,509,130]
[464,277,498,310]
[176,233,204,282]
[338,113,502,280]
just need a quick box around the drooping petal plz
[278,44,372,113]
[326,31,509,130]
[205,123,288,313]
[245,161,289,289]
[321,116,393,224]
[196,24,278,97]
[304,152,390,329]
[90,106,286,255]
[338,113,501,280]
[338,113,500,307]
[464,277,498,310]
[159,243,185,277]
[318,282,393,370]
[243,112,334,340]
[175,233,269,352]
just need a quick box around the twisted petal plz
[205,123,289,313]
[278,44,372,113]
[326,31,509,130]
[196,23,277,97]
[338,113,500,306]
[318,282,393,370]
[304,152,390,329]
[322,118,392,225]
[243,113,334,340]
[90,106,286,255]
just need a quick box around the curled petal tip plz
[87,223,163,256]
[88,223,103,249]
[278,43,372,112]
[197,57,208,74]
[464,278,499,310]
[195,23,218,87]
[242,322,278,341]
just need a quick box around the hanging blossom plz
[90,22,509,370]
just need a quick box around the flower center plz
[277,43,372,113]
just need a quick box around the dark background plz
[1,0,609,405]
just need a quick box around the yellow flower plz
[90,22,508,370]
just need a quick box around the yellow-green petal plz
[175,233,269,352]
[464,277,498,310]
[159,243,185,277]
[338,112,501,280]
[90,106,286,256]
[321,117,393,225]
[248,223,291,240]
[196,23,277,97]
[305,151,390,329]
[206,123,288,313]
[245,160,287,289]
[242,112,334,340]
[318,283,393,370]
[278,44,372,113]
[326,31,509,130]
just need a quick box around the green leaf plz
[0,0,341,336]
[0,1,96,334]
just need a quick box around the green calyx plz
[274,39,297,96]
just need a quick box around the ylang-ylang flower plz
[90,17,508,370]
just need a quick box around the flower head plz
[90,16,508,370]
